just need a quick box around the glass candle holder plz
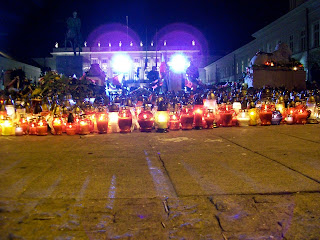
[19,117,29,134]
[118,108,132,133]
[271,110,282,125]
[66,123,76,135]
[36,119,48,136]
[219,105,233,127]
[155,110,169,133]
[193,106,204,130]
[96,113,108,134]
[52,117,63,135]
[232,101,242,114]
[155,102,169,133]
[1,118,15,136]
[138,110,154,132]
[169,113,180,130]
[180,106,194,130]
[237,110,250,127]
[15,125,24,136]
[259,105,272,126]
[286,114,294,125]
[204,110,215,129]
[295,108,308,124]
[29,121,37,135]
[79,118,90,135]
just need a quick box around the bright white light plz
[130,41,133,47]
[112,54,132,73]
[84,41,87,47]
[169,54,190,73]
[164,40,167,46]
[55,42,58,48]
[119,41,122,47]
[109,42,111,47]
[140,41,143,47]
[151,41,154,46]
[192,40,195,46]
[98,42,101,47]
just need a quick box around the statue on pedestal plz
[65,11,82,56]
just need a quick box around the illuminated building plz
[39,43,201,82]
[205,0,320,83]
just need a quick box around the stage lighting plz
[112,54,132,73]
[169,54,189,73]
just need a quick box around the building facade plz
[40,44,203,82]
[205,0,320,84]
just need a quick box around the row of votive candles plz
[0,104,318,136]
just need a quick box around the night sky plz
[1,0,289,60]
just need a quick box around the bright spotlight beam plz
[169,54,189,73]
[112,54,132,73]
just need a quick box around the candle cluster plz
[0,86,319,136]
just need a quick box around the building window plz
[300,30,306,51]
[313,23,319,48]
[102,59,108,63]
[289,35,294,52]
[101,63,108,71]
[236,62,239,74]
[134,58,139,63]
[241,60,244,73]
[267,43,271,52]
[92,59,98,64]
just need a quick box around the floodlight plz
[112,54,132,73]
[169,54,189,73]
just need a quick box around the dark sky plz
[0,0,289,60]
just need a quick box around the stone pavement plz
[0,125,319,239]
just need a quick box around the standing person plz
[186,61,200,90]
[159,62,168,92]
[147,66,161,92]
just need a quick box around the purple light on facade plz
[154,23,208,53]
[87,23,141,50]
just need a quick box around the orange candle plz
[79,120,89,135]
[52,118,63,135]
[29,122,37,135]
[36,120,48,136]
[66,123,76,135]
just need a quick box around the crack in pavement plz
[278,132,320,144]
[215,134,320,185]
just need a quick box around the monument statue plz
[65,11,82,56]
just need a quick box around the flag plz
[185,78,193,89]
[111,75,121,86]
[159,62,166,79]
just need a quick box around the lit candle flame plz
[80,121,87,126]
[53,119,61,125]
